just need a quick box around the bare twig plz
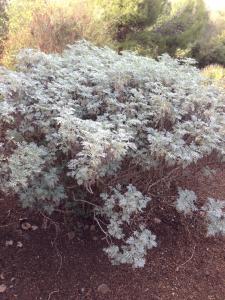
[72,192,100,208]
[176,244,196,272]
[0,210,15,228]
[0,222,16,228]
[94,211,111,244]
[147,166,180,192]
[40,212,62,275]
[55,242,63,275]
[40,211,59,227]
[47,289,59,300]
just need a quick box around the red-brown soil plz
[0,167,225,300]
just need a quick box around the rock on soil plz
[97,283,111,295]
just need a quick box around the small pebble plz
[21,222,32,231]
[67,231,75,240]
[31,225,38,231]
[84,225,89,230]
[5,240,13,247]
[154,217,161,224]
[97,284,110,295]
[17,241,23,248]
[0,284,7,293]
[90,225,96,231]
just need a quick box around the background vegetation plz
[0,0,224,69]
[0,0,223,86]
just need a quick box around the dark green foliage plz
[191,12,225,67]
[0,0,224,67]
[95,0,169,52]
[121,0,208,58]
[192,34,225,67]
[100,0,209,62]
[157,0,208,55]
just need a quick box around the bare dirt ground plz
[0,167,225,300]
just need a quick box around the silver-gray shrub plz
[0,41,225,267]
[98,185,156,268]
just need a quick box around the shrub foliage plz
[0,41,225,267]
